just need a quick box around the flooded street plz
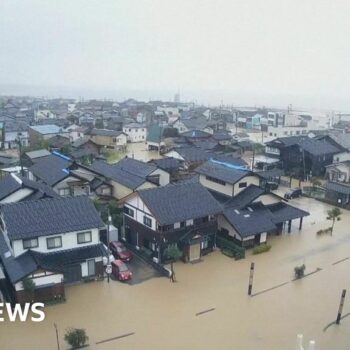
[2,197,350,350]
[122,142,163,162]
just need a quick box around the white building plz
[123,123,147,143]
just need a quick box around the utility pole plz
[248,262,255,296]
[336,289,347,325]
[106,209,112,283]
[53,323,60,350]
[16,133,25,177]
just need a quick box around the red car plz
[109,241,133,262]
[111,259,132,281]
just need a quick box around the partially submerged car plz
[111,259,133,281]
[109,241,133,262]
[284,188,302,199]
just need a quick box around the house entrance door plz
[189,243,201,262]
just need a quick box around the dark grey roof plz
[181,116,208,130]
[212,131,232,141]
[90,158,156,189]
[0,175,22,200]
[192,140,219,150]
[267,202,309,223]
[72,136,98,148]
[195,160,251,184]
[1,196,105,240]
[150,157,183,171]
[325,181,350,195]
[181,130,211,138]
[222,206,277,237]
[89,128,124,137]
[0,233,38,283]
[172,147,212,163]
[266,136,340,156]
[224,185,265,209]
[256,168,285,179]
[29,154,71,186]
[138,182,222,225]
[31,243,106,272]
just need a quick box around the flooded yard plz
[2,197,350,349]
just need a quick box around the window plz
[23,238,38,249]
[239,182,247,188]
[180,221,186,228]
[205,176,226,186]
[201,240,209,250]
[46,236,62,249]
[77,231,92,244]
[59,188,70,196]
[143,216,152,227]
[124,206,134,217]
[113,137,117,143]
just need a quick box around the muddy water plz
[122,142,163,162]
[2,198,350,349]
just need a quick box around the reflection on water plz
[1,198,350,349]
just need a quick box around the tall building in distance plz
[174,92,180,103]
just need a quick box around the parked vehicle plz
[111,259,133,281]
[109,241,133,262]
[265,181,279,191]
[284,188,302,199]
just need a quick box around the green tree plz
[310,178,322,190]
[163,244,182,282]
[327,207,342,235]
[64,328,89,349]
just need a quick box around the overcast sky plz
[1,0,350,109]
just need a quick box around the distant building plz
[28,125,69,145]
[123,123,147,143]
[87,128,127,150]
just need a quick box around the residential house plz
[28,152,91,197]
[28,125,69,146]
[324,181,350,209]
[87,128,127,150]
[89,157,170,200]
[325,161,350,183]
[122,182,222,263]
[123,123,147,143]
[70,137,101,163]
[0,196,106,304]
[195,159,309,246]
[265,136,341,177]
[0,173,58,203]
[146,125,166,151]
[24,149,51,165]
[64,124,87,142]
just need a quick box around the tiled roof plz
[223,206,277,237]
[150,157,183,171]
[195,160,250,184]
[90,159,148,189]
[1,196,105,240]
[0,174,22,200]
[138,182,222,225]
[224,185,265,209]
[29,154,71,186]
[171,147,212,163]
[181,130,211,138]
[30,125,63,134]
[267,202,309,223]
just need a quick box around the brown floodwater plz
[123,143,163,162]
[1,196,350,350]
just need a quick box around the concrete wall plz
[123,126,147,142]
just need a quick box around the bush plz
[294,264,306,279]
[252,244,271,255]
[64,328,89,349]
[316,227,332,236]
[22,277,35,292]
[216,236,245,259]
[221,248,236,258]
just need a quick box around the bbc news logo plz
[0,303,45,322]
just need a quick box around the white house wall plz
[333,152,350,163]
[233,176,260,196]
[164,151,185,161]
[15,272,63,291]
[0,188,33,204]
[12,228,100,257]
[253,193,281,206]
[150,168,170,186]
[199,174,234,196]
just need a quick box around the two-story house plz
[0,196,106,304]
[123,123,147,143]
[87,128,127,150]
[195,159,309,247]
[122,182,222,263]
